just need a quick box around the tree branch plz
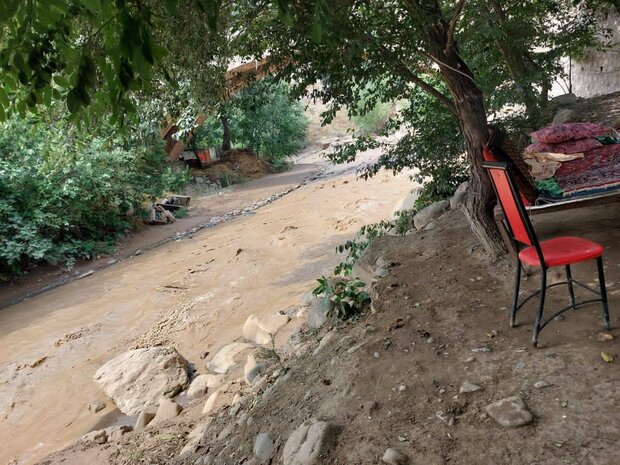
[445,0,466,54]
[392,60,457,116]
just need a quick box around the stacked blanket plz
[524,122,620,198]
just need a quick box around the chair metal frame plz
[482,161,611,347]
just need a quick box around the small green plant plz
[312,276,370,320]
[334,220,394,276]
[393,209,416,235]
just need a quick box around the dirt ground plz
[38,203,620,465]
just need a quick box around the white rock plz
[150,398,182,426]
[81,429,108,445]
[206,342,253,374]
[382,447,409,465]
[391,188,421,218]
[533,380,552,389]
[414,200,449,230]
[244,352,266,385]
[187,374,222,400]
[459,381,482,394]
[254,432,275,461]
[135,410,156,429]
[313,331,337,356]
[203,391,221,415]
[449,181,470,209]
[485,396,533,428]
[307,296,331,329]
[283,419,339,465]
[93,346,189,415]
[244,314,290,345]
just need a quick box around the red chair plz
[482,161,611,347]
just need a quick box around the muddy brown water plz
[0,149,416,464]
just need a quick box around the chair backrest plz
[482,161,539,248]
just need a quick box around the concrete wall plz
[570,12,620,98]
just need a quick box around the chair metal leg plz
[511,260,522,327]
[596,257,611,330]
[565,265,576,307]
[532,267,547,347]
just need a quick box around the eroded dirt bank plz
[0,148,415,464]
[41,206,620,465]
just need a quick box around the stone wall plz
[570,12,620,98]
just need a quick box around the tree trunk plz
[404,0,506,258]
[221,114,232,151]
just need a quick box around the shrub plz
[312,276,370,320]
[0,117,189,277]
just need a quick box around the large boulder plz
[449,182,470,210]
[243,313,290,345]
[552,108,580,125]
[391,187,422,218]
[206,342,253,374]
[307,296,331,329]
[549,92,577,108]
[283,419,339,465]
[413,200,449,230]
[93,346,190,415]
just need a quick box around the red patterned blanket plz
[555,144,620,196]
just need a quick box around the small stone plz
[313,331,337,356]
[88,400,106,413]
[150,398,183,426]
[427,337,434,344]
[282,419,339,465]
[398,385,407,392]
[459,381,482,394]
[533,380,552,389]
[81,429,108,445]
[486,396,533,428]
[135,410,156,429]
[515,362,526,370]
[134,249,143,256]
[382,447,409,465]
[254,432,274,461]
[374,352,380,358]
[463,356,475,363]
[471,347,491,353]
[203,391,220,415]
[186,374,220,400]
[597,333,614,342]
[105,425,133,442]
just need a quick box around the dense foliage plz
[0,117,189,277]
[192,80,308,167]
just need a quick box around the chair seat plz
[519,236,604,267]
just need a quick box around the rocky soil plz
[38,202,620,465]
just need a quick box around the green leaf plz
[67,88,82,113]
[0,88,10,108]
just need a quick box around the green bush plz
[0,117,189,277]
[312,276,370,320]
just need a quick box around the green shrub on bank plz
[0,118,189,277]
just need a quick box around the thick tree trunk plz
[221,114,232,151]
[404,0,506,258]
